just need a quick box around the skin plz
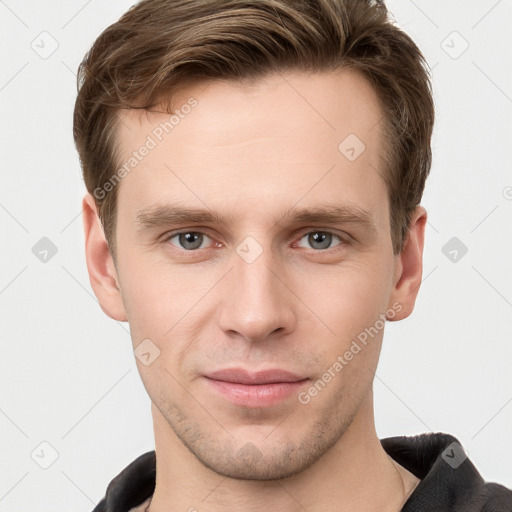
[83,68,426,511]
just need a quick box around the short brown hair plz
[73,0,434,259]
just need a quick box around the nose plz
[217,241,297,343]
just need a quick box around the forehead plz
[113,68,388,229]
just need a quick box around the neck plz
[148,394,419,511]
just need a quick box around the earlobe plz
[387,205,427,322]
[82,193,128,322]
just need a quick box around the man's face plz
[105,69,407,479]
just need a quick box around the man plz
[74,0,512,510]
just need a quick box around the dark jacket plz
[92,432,512,511]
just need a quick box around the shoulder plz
[92,451,156,512]
[381,432,512,511]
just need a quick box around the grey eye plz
[169,232,208,250]
[297,231,342,250]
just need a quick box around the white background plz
[0,1,511,510]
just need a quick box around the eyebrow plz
[135,202,377,234]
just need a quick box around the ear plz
[386,205,427,321]
[82,193,127,321]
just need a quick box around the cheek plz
[119,278,165,343]
[117,252,196,338]
[117,255,221,385]
[297,335,381,417]
[301,260,391,333]
[298,292,385,413]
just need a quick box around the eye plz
[295,231,347,251]
[167,231,212,251]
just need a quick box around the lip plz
[205,368,306,384]
[203,368,309,407]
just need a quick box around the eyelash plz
[163,229,351,253]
